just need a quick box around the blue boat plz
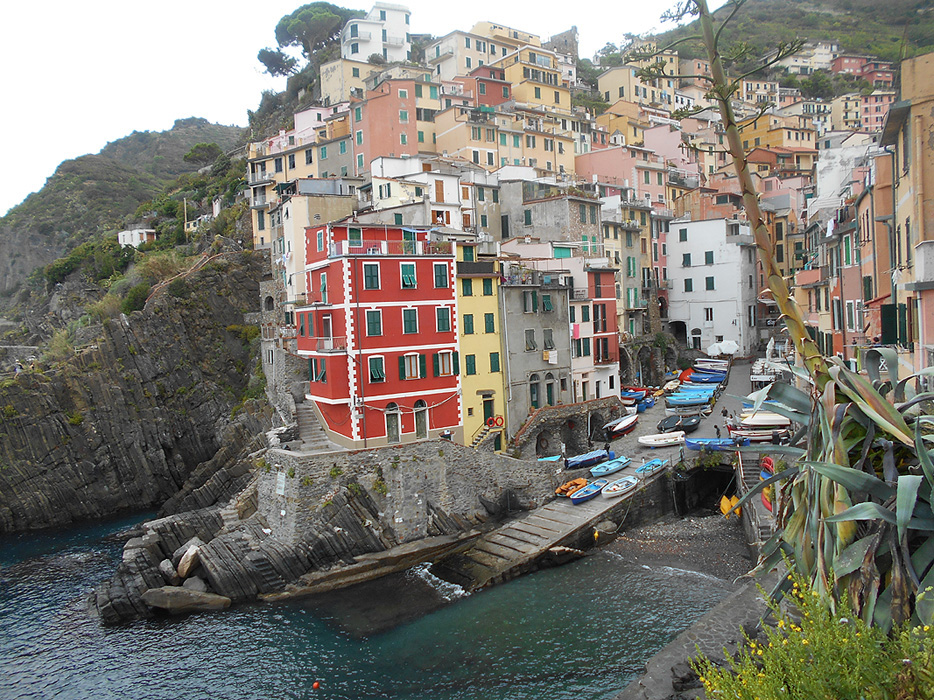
[677,384,719,392]
[590,455,632,478]
[685,373,724,384]
[685,437,750,451]
[666,395,712,407]
[621,389,648,401]
[569,478,610,504]
[565,449,615,470]
[691,366,727,376]
[636,458,669,478]
[537,455,563,462]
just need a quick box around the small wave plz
[656,565,726,583]
[408,563,469,601]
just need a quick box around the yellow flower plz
[925,626,931,632]
[802,639,809,645]
[777,620,785,628]
[757,649,763,656]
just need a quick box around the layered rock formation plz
[0,252,272,533]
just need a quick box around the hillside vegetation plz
[654,0,933,66]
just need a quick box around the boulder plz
[158,559,181,586]
[182,576,208,593]
[141,586,231,614]
[671,661,702,692]
[173,536,205,569]
[177,544,202,578]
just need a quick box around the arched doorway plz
[414,400,427,439]
[669,320,687,347]
[637,346,652,385]
[619,347,633,385]
[545,373,556,406]
[658,296,668,319]
[589,413,606,444]
[264,296,275,312]
[385,403,400,443]
[535,429,552,457]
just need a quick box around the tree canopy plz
[183,142,223,166]
[257,3,363,77]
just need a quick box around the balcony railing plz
[251,195,267,208]
[328,240,453,257]
[248,171,274,185]
[279,326,297,339]
[384,34,406,46]
[307,336,348,353]
[457,260,496,276]
[594,354,618,365]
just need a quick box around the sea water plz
[0,515,732,700]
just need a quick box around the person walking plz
[715,425,721,438]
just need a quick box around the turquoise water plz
[0,515,732,700]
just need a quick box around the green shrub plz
[88,293,122,321]
[66,411,84,426]
[44,329,74,363]
[694,573,934,699]
[329,466,343,479]
[227,324,260,343]
[167,278,191,298]
[2,405,18,419]
[121,283,150,314]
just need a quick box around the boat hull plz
[638,431,685,448]
[589,456,632,478]
[602,476,639,498]
[570,478,610,504]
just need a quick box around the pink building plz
[860,91,895,132]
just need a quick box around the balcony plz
[328,239,453,257]
[307,336,348,353]
[428,47,454,63]
[248,171,274,186]
[279,325,297,340]
[594,354,618,366]
[250,195,267,209]
[384,34,406,46]
[620,220,642,231]
[347,29,372,40]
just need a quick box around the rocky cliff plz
[0,251,273,533]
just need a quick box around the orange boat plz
[556,478,588,498]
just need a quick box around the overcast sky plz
[0,0,724,216]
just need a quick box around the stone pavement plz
[614,571,780,700]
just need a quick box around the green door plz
[483,398,494,423]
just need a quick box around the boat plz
[565,449,614,470]
[636,458,669,478]
[665,406,712,418]
[682,373,723,384]
[602,475,639,498]
[727,427,790,443]
[738,411,791,428]
[569,478,610,504]
[621,389,648,402]
[685,437,750,451]
[695,358,730,370]
[636,396,655,412]
[590,454,632,477]
[663,379,681,394]
[638,431,685,448]
[657,414,703,434]
[538,455,563,462]
[666,395,712,407]
[555,478,588,497]
[605,414,639,438]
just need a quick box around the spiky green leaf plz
[897,475,924,541]
[805,461,895,501]
[829,366,913,446]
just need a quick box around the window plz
[523,290,538,313]
[398,88,407,99]
[363,262,380,289]
[436,307,451,332]
[543,328,555,349]
[489,352,500,372]
[579,203,587,223]
[369,356,385,382]
[534,86,541,99]
[400,133,407,146]
[275,157,283,173]
[503,86,509,98]
[466,57,472,69]
[356,130,363,145]
[309,357,326,383]
[524,209,532,225]
[465,354,477,375]
[305,149,313,165]
[394,213,403,225]
[684,278,693,292]
[705,250,714,265]
[569,305,575,323]
[706,276,715,290]
[357,154,364,169]
[541,294,553,312]
[482,278,493,296]
[484,313,495,333]
[462,278,473,296]
[354,106,362,122]
[529,374,540,408]
[525,329,537,350]
[403,308,418,334]
[479,82,486,95]
[319,145,328,160]
[682,253,691,267]
[433,351,456,376]
[434,263,448,288]
[704,307,714,321]
[399,110,408,122]
[679,227,687,242]
[463,314,474,334]
[480,214,488,227]
[366,310,382,336]
[590,206,597,225]
[257,210,265,231]
[401,263,416,288]
[352,67,360,78]
[400,353,423,380]
[581,304,590,322]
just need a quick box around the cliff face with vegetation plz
[0,252,271,533]
[0,119,244,302]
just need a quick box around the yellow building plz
[469,21,541,52]
[319,57,371,106]
[455,241,507,450]
[736,112,817,173]
[491,47,571,113]
[596,99,648,145]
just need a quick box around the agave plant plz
[742,352,934,630]
[634,0,934,629]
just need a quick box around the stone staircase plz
[470,424,492,449]
[294,403,338,453]
[737,454,774,546]
[219,505,240,530]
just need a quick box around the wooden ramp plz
[433,474,657,591]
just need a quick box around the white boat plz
[638,431,685,448]
[665,406,712,417]
[739,411,791,428]
[602,475,639,498]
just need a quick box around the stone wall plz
[257,439,559,546]
[510,396,626,460]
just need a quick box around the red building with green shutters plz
[294,222,462,448]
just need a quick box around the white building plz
[117,228,156,248]
[340,3,411,63]
[666,219,759,355]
